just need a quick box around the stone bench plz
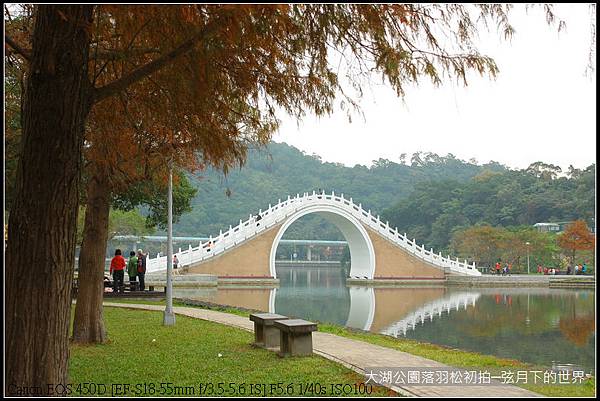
[249,313,289,349]
[273,319,318,357]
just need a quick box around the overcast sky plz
[273,4,596,171]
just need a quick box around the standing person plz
[537,265,542,274]
[507,263,512,276]
[567,264,572,275]
[173,255,179,274]
[110,249,126,294]
[127,251,138,290]
[137,249,147,291]
[495,262,501,275]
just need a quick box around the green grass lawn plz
[103,298,595,397]
[69,307,395,397]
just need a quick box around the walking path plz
[103,302,541,397]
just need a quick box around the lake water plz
[173,265,596,374]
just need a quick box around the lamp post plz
[163,158,176,326]
[525,242,530,275]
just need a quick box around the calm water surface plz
[174,265,595,373]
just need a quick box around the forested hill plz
[381,163,595,252]
[173,142,506,237]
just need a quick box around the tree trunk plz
[72,167,110,343]
[5,5,93,394]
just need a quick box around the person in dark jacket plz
[137,249,147,291]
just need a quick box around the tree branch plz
[5,35,31,61]
[92,20,220,104]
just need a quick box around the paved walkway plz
[103,302,541,397]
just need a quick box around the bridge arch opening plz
[269,205,376,279]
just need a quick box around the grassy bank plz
[69,307,394,397]
[104,298,595,397]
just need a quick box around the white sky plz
[273,4,596,171]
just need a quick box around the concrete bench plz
[273,319,318,357]
[249,313,289,348]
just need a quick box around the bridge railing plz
[147,191,481,276]
[381,292,480,337]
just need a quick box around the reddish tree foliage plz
[557,220,595,263]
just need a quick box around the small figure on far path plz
[173,255,179,273]
[582,263,588,275]
[110,249,126,294]
[507,263,512,276]
[137,249,147,291]
[537,265,543,274]
[127,250,138,290]
[567,264,572,275]
[495,262,501,275]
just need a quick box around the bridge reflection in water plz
[172,265,595,373]
[172,264,474,333]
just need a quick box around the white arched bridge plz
[146,191,481,279]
